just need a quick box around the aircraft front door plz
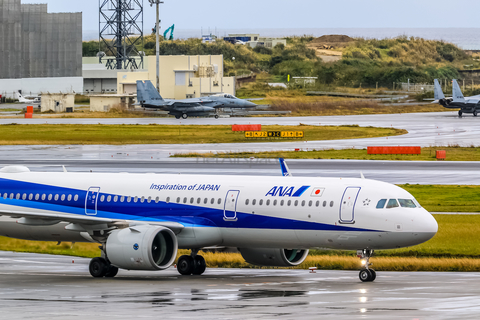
[85,187,100,216]
[224,190,239,221]
[339,187,361,224]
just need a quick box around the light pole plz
[149,0,164,93]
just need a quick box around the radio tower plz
[99,0,144,69]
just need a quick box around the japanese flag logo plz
[310,188,324,197]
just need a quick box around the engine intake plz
[239,248,309,267]
[106,225,177,270]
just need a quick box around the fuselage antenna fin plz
[62,165,67,173]
[360,172,365,179]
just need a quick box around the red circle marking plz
[315,189,320,194]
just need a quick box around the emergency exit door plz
[339,187,360,223]
[85,187,100,216]
[224,190,239,220]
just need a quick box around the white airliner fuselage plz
[0,166,438,282]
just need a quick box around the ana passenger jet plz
[0,160,437,282]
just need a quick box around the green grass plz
[0,124,406,145]
[178,146,480,161]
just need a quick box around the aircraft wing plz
[0,208,184,232]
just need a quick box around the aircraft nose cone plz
[415,211,438,243]
[247,101,257,108]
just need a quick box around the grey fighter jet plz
[136,80,256,119]
[434,79,480,117]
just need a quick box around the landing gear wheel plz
[89,257,108,278]
[359,269,372,282]
[214,114,219,119]
[181,113,188,119]
[192,255,206,275]
[105,265,119,278]
[474,110,478,117]
[459,110,463,117]
[177,255,194,275]
[175,115,180,119]
[369,269,376,281]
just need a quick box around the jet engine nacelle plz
[239,248,309,267]
[106,225,177,270]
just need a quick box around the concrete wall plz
[0,0,82,79]
[41,93,74,112]
[90,95,136,112]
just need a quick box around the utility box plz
[40,93,75,113]
[436,150,446,160]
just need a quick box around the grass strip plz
[0,124,405,145]
[175,146,480,161]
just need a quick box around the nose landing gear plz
[357,249,376,282]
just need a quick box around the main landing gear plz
[357,249,376,282]
[458,110,463,117]
[177,249,207,276]
[89,257,119,278]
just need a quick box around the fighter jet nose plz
[247,101,257,108]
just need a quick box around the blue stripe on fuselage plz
[0,177,382,232]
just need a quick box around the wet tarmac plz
[0,111,477,159]
[0,251,478,319]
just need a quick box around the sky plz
[21,0,480,40]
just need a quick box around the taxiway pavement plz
[0,251,478,320]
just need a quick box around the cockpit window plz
[376,199,387,209]
[386,199,399,208]
[398,199,417,208]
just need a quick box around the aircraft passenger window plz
[211,198,214,204]
[294,200,298,206]
[140,196,145,203]
[252,199,256,205]
[41,194,45,200]
[107,195,111,202]
[176,197,180,203]
[127,196,131,202]
[100,195,104,202]
[134,196,138,203]
[166,197,170,203]
[22,193,26,200]
[245,199,249,205]
[147,196,151,203]
[301,200,306,207]
[330,201,334,207]
[121,196,125,202]
[287,200,291,206]
[67,195,72,201]
[204,198,208,204]
[273,200,277,206]
[280,200,284,206]
[10,193,14,199]
[266,199,270,206]
[190,198,194,204]
[74,195,78,201]
[197,198,201,204]
[398,199,416,208]
[3,193,7,199]
[323,201,327,207]
[308,200,312,207]
[114,196,118,202]
[316,201,320,207]
[48,194,52,201]
[183,197,187,203]
[61,194,65,201]
[217,198,221,205]
[259,199,263,206]
[54,194,59,201]
[376,199,387,209]
[386,199,399,209]
[29,193,33,200]
[155,196,159,203]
